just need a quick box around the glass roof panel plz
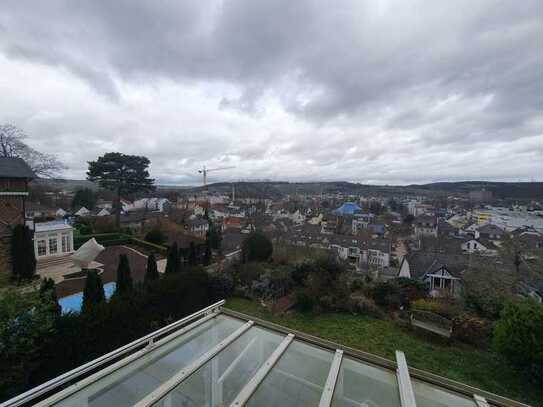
[331,356,401,407]
[152,326,284,407]
[245,340,334,407]
[53,315,244,407]
[412,378,477,407]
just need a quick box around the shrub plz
[464,294,504,320]
[4,269,213,400]
[452,313,493,347]
[0,290,58,399]
[494,298,543,371]
[241,231,273,263]
[350,294,384,318]
[209,273,234,302]
[234,263,267,287]
[371,281,401,309]
[165,242,180,274]
[395,278,428,306]
[296,289,316,313]
[144,254,160,283]
[10,224,36,281]
[115,254,133,295]
[144,229,165,246]
[411,298,461,319]
[81,270,105,313]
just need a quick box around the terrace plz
[1,301,526,407]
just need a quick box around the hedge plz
[74,234,168,254]
[1,269,213,401]
[74,233,130,249]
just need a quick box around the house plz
[461,238,498,256]
[133,197,171,212]
[94,208,111,217]
[0,157,35,278]
[120,199,134,213]
[56,208,68,217]
[519,280,543,303]
[477,224,504,240]
[414,215,438,238]
[74,206,91,217]
[34,220,74,260]
[398,253,467,298]
[335,202,362,216]
[186,218,209,238]
[223,216,242,230]
[25,202,56,220]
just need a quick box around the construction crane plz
[198,166,235,188]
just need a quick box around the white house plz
[133,197,171,212]
[414,215,438,238]
[461,239,498,256]
[55,208,67,217]
[34,221,75,260]
[74,206,91,217]
[95,208,111,217]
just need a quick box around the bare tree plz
[0,124,66,178]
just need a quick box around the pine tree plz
[82,270,105,313]
[115,254,133,295]
[144,254,160,283]
[188,241,197,266]
[165,241,180,274]
[204,234,212,266]
[10,224,36,281]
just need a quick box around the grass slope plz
[225,298,542,406]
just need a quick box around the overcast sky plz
[1,1,542,185]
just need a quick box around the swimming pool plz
[59,282,117,314]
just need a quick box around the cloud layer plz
[1,0,542,184]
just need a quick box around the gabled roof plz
[477,223,504,235]
[0,157,35,179]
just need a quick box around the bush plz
[350,295,384,318]
[411,298,461,319]
[209,273,235,302]
[2,269,213,400]
[395,278,428,306]
[494,298,543,371]
[464,294,504,320]
[371,281,401,309]
[452,313,493,347]
[296,289,316,313]
[241,231,273,263]
[144,229,165,246]
[10,224,36,281]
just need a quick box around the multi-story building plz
[0,157,34,278]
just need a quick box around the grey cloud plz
[0,1,542,183]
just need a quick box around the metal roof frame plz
[0,300,530,407]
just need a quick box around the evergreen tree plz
[241,230,273,263]
[115,254,133,295]
[204,234,212,266]
[188,241,197,266]
[82,270,105,313]
[144,254,160,283]
[207,222,222,253]
[39,277,61,316]
[10,224,36,281]
[87,152,155,228]
[165,241,180,274]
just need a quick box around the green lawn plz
[225,297,542,406]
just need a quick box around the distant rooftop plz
[335,202,362,216]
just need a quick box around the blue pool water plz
[59,282,117,314]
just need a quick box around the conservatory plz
[2,301,526,407]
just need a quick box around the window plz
[37,240,47,256]
[49,237,58,254]
[466,242,470,249]
[61,233,71,252]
